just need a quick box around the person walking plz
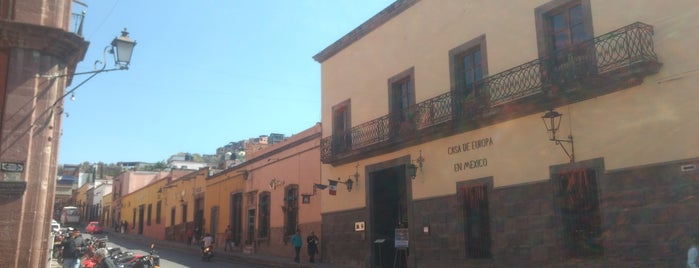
[224,225,234,251]
[291,229,302,263]
[306,230,320,263]
[61,228,87,268]
[689,233,699,268]
[186,227,194,246]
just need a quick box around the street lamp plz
[49,28,137,107]
[111,29,136,69]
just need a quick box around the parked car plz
[51,220,61,233]
[86,221,103,234]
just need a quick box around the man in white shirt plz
[201,233,213,248]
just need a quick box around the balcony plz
[321,22,661,165]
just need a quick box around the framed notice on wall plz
[394,228,409,248]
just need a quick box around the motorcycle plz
[52,233,65,264]
[116,243,160,268]
[201,245,214,262]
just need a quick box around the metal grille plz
[461,184,492,259]
[557,169,603,258]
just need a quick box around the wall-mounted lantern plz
[408,150,425,180]
[541,109,575,163]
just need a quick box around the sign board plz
[394,228,409,248]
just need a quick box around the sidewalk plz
[119,233,352,268]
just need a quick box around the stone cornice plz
[0,20,89,74]
[313,0,420,63]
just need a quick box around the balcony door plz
[388,68,415,138]
[536,0,594,86]
[332,100,351,153]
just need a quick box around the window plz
[388,68,416,137]
[182,204,188,224]
[284,185,299,237]
[258,192,270,238]
[332,100,351,152]
[535,0,594,84]
[247,209,256,243]
[449,36,487,118]
[460,183,492,259]
[155,201,162,224]
[231,193,243,245]
[0,50,7,128]
[170,207,175,227]
[556,168,602,258]
[147,204,152,226]
[449,35,487,98]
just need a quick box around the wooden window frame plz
[155,201,162,224]
[331,99,352,152]
[535,0,593,58]
[147,203,152,226]
[387,67,416,114]
[387,67,416,137]
[449,35,488,96]
[258,191,271,238]
[283,184,299,237]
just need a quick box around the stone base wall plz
[321,208,368,267]
[254,221,323,260]
[322,157,699,267]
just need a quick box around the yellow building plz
[315,0,697,267]
[161,168,209,243]
[102,192,112,228]
[74,183,90,224]
[204,166,247,247]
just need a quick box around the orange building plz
[205,124,322,258]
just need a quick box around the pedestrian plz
[306,230,320,263]
[689,233,699,268]
[94,247,117,268]
[195,226,203,242]
[61,228,87,268]
[186,227,194,246]
[224,225,234,251]
[291,229,302,263]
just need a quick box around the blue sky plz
[60,0,394,165]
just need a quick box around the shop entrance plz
[369,165,409,268]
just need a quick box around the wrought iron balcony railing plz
[71,11,86,36]
[321,22,659,164]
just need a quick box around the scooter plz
[201,245,214,262]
